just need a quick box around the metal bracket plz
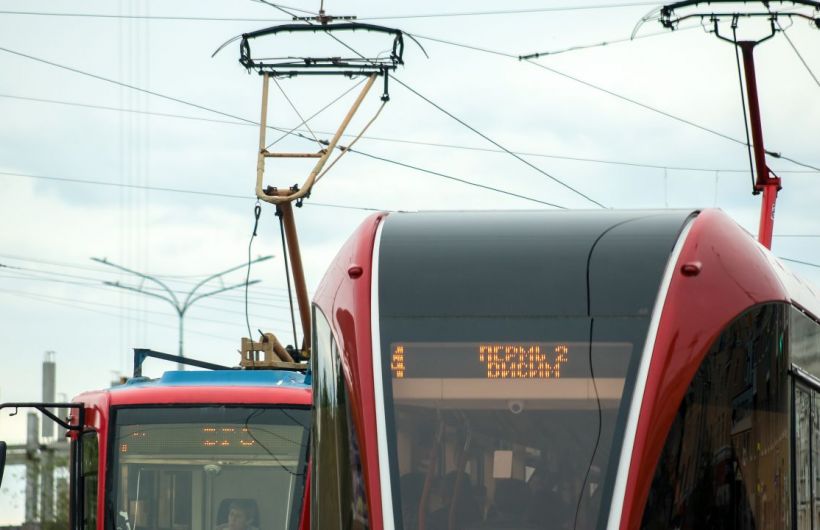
[132,348,230,378]
[0,402,83,432]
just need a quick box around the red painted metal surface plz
[313,212,387,530]
[620,209,789,529]
[739,41,781,249]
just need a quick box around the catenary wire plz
[4,93,817,174]
[777,21,820,88]
[732,24,757,191]
[392,76,605,208]
[0,3,663,22]
[410,32,820,171]
[0,48,557,207]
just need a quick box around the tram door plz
[794,382,820,530]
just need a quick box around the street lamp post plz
[92,256,273,369]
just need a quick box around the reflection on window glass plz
[311,306,369,530]
[381,317,645,530]
[82,432,99,530]
[109,407,309,530]
[797,388,811,530]
[641,304,790,530]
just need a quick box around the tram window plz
[641,304,790,530]
[311,306,369,530]
[82,432,99,530]
[108,406,309,530]
[379,316,647,530]
[796,387,812,530]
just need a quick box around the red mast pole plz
[739,41,781,249]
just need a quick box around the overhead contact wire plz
[393,76,606,208]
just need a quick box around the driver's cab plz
[1,368,311,530]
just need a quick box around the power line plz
[350,149,566,208]
[780,257,820,269]
[392,76,605,208]
[0,3,662,22]
[0,48,558,207]
[0,170,383,211]
[0,10,290,22]
[0,287,245,344]
[412,32,820,172]
[778,23,820,89]
[4,92,818,175]
[357,2,663,21]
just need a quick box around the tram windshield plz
[108,406,309,530]
[380,318,646,530]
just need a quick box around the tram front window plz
[108,406,309,530]
[380,323,645,530]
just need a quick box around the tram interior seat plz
[216,498,260,529]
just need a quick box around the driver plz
[218,499,259,530]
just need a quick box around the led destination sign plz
[389,342,632,380]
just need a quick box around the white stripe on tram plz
[605,215,696,530]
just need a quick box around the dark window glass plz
[311,306,369,530]
[640,304,790,530]
[790,309,820,379]
[82,432,99,530]
[107,406,309,530]
[380,315,649,530]
[796,386,812,530]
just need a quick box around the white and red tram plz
[309,209,820,530]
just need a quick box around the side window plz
[791,307,820,530]
[796,386,812,530]
[640,303,790,529]
[311,306,369,530]
[81,431,98,530]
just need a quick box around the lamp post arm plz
[184,279,262,311]
[92,257,182,309]
[102,281,182,314]
[182,255,273,309]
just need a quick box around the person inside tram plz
[216,499,260,530]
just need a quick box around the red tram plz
[310,208,820,530]
[1,354,311,530]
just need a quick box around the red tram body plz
[66,370,311,530]
[310,209,820,530]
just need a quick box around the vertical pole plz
[178,311,185,370]
[41,448,54,524]
[25,412,39,524]
[256,73,271,200]
[42,352,56,439]
[739,41,781,249]
[278,201,312,354]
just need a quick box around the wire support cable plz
[348,149,566,208]
[276,207,300,349]
[410,32,820,171]
[393,76,606,208]
[732,23,757,192]
[4,92,818,175]
[777,21,820,88]
[315,100,387,183]
[271,76,321,146]
[244,203,262,349]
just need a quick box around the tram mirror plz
[0,441,7,487]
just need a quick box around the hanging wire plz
[276,206,300,349]
[245,203,262,368]
[266,78,366,149]
[731,19,758,192]
[316,101,387,183]
[777,20,820,88]
[271,76,322,146]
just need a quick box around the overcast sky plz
[1,0,819,523]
